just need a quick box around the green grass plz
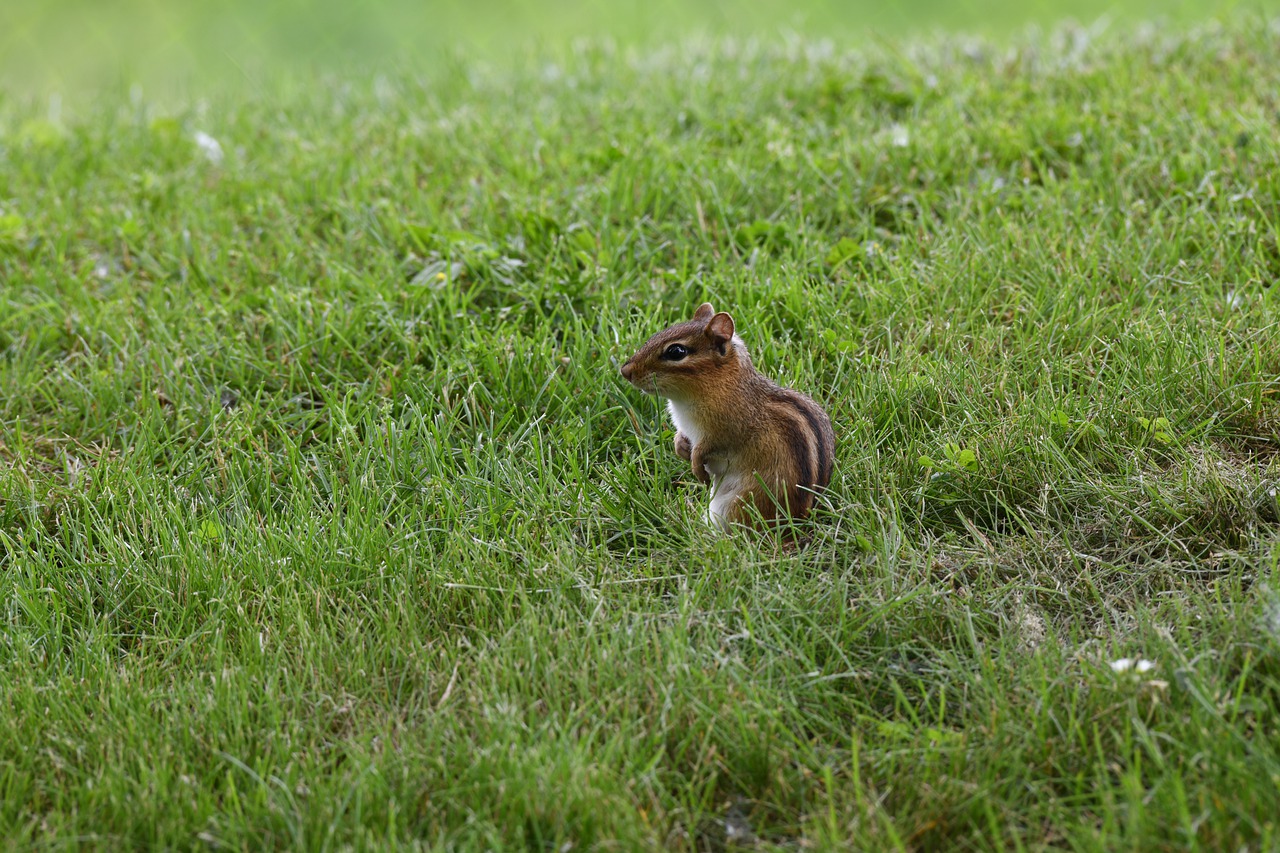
[4,9,1280,850]
[0,0,1258,97]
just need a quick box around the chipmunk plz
[620,302,835,533]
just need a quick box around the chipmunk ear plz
[705,312,735,352]
[692,303,715,322]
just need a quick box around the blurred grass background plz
[0,0,1262,99]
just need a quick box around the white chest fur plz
[668,399,735,529]
[667,398,729,477]
[666,399,701,447]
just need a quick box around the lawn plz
[3,2,1280,849]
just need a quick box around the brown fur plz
[620,303,835,532]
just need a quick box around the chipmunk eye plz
[661,343,689,361]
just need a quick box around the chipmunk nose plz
[620,360,634,381]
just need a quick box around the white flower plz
[1110,657,1156,673]
[194,131,224,165]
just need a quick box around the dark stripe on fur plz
[778,409,815,515]
[791,398,832,487]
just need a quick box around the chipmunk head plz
[620,302,744,401]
